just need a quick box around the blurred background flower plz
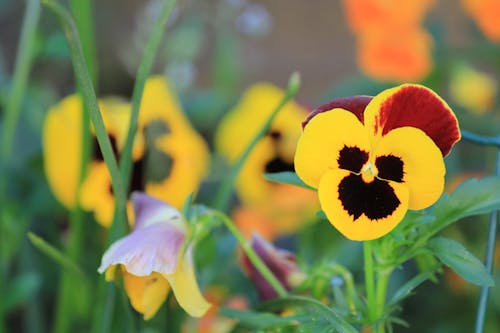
[43,76,209,227]
[215,83,319,239]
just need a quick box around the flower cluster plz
[343,0,435,82]
[294,84,460,240]
[43,76,209,227]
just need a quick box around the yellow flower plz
[449,65,497,114]
[98,192,211,320]
[295,84,460,241]
[43,76,209,227]
[215,83,318,237]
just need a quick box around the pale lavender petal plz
[98,222,185,276]
[131,192,184,230]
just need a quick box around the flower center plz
[361,161,378,183]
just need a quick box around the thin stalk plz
[52,208,86,333]
[119,0,177,197]
[363,241,376,323]
[51,2,95,331]
[474,149,500,333]
[213,72,301,212]
[96,1,178,330]
[0,1,40,332]
[0,0,40,162]
[461,130,500,147]
[42,0,127,228]
[219,214,287,297]
[375,268,392,333]
[69,0,97,86]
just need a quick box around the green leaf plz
[27,232,86,280]
[186,204,225,245]
[427,237,493,287]
[422,176,500,237]
[1,273,41,313]
[263,172,315,190]
[261,296,358,333]
[219,307,304,330]
[388,269,438,307]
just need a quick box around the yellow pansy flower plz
[295,84,460,241]
[215,83,318,238]
[43,76,209,227]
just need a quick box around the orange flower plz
[357,27,433,82]
[462,0,500,42]
[343,0,435,82]
[343,0,435,34]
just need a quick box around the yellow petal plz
[123,271,170,320]
[318,169,409,241]
[43,95,82,208]
[294,109,371,188]
[373,127,445,210]
[146,130,209,209]
[80,162,115,227]
[164,247,211,317]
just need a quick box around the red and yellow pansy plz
[294,84,460,241]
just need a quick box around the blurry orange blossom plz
[462,0,500,42]
[343,0,435,82]
[357,27,433,82]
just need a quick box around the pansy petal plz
[165,247,211,317]
[131,192,184,230]
[318,169,409,241]
[43,95,82,208]
[123,271,170,320]
[242,233,303,300]
[98,222,185,276]
[374,127,445,210]
[364,84,460,156]
[295,109,371,188]
[302,95,372,128]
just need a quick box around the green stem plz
[69,0,97,87]
[375,268,392,333]
[364,241,376,323]
[119,0,177,197]
[213,72,301,212]
[474,149,500,333]
[0,0,40,163]
[218,213,287,297]
[96,1,177,330]
[53,208,85,333]
[42,0,127,229]
[332,264,358,315]
[51,2,95,331]
[0,1,40,332]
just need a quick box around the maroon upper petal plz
[302,95,373,129]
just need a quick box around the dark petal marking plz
[376,85,460,156]
[338,146,369,173]
[93,135,119,161]
[376,155,404,182]
[338,174,400,220]
[302,95,373,129]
